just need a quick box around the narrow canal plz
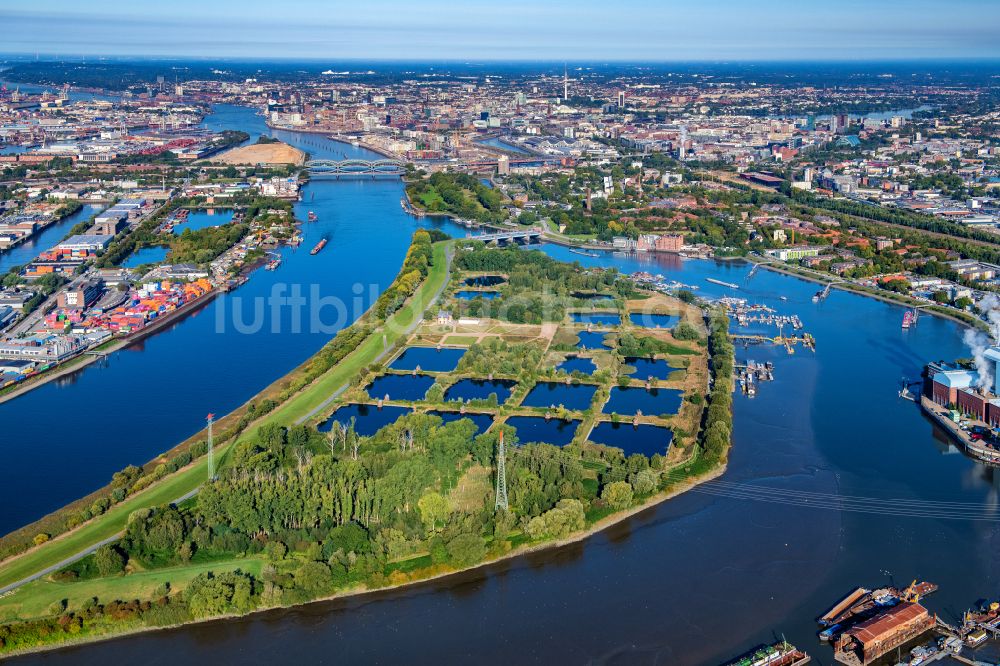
[9,107,1000,665]
[0,204,104,275]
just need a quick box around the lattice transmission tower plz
[494,431,508,511]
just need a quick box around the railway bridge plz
[306,159,407,175]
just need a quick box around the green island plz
[0,233,733,656]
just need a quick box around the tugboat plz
[310,238,328,255]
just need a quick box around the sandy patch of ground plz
[215,142,306,166]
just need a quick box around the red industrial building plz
[655,234,684,252]
[926,362,1000,427]
[834,602,935,665]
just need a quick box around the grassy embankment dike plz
[0,240,453,591]
[0,241,735,657]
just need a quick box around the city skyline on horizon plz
[6,0,1000,62]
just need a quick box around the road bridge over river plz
[461,229,544,245]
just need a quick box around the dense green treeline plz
[406,172,506,224]
[168,223,248,265]
[0,233,441,565]
[0,242,723,656]
[702,311,734,463]
[454,245,635,323]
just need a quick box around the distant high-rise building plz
[618,91,625,107]
[497,154,510,175]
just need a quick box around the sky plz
[4,0,1000,62]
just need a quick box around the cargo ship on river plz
[722,641,810,666]
[310,238,328,255]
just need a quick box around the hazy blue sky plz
[5,0,1000,61]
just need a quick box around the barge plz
[310,238,328,255]
[722,641,810,666]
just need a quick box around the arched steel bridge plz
[306,159,406,175]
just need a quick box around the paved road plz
[296,243,454,426]
[0,487,201,597]
[0,246,452,596]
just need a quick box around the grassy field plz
[418,190,445,209]
[0,454,218,591]
[0,241,451,595]
[440,335,478,345]
[240,241,450,429]
[0,558,262,622]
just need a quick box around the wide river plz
[9,106,1000,665]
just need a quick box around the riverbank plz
[0,459,727,660]
[264,122,399,159]
[214,141,305,166]
[0,239,733,658]
[0,238,454,587]
[743,256,988,332]
[0,288,221,406]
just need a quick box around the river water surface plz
[9,106,1000,665]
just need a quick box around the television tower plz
[563,64,568,101]
[206,413,216,481]
[494,431,508,511]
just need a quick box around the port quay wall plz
[919,395,1000,466]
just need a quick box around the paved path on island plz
[0,488,201,597]
[0,247,454,597]
[294,244,455,426]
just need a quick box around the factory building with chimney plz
[925,349,1000,427]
